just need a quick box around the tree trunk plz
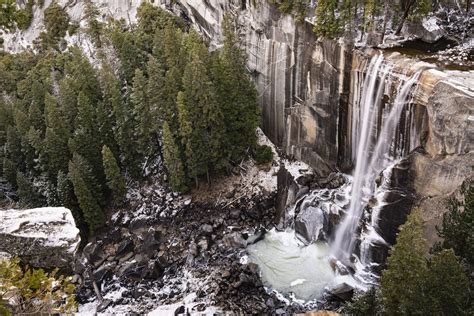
[395,0,416,35]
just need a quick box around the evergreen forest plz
[0,2,261,234]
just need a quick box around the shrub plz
[255,145,273,165]
[15,0,34,30]
[0,257,77,314]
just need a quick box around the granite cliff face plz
[160,0,473,241]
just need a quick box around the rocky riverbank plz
[71,132,338,314]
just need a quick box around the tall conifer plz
[102,145,126,205]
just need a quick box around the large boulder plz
[295,205,325,244]
[401,17,446,43]
[0,207,80,269]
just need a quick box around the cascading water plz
[247,53,423,302]
[331,55,421,264]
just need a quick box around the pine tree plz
[163,25,185,72]
[180,42,225,182]
[102,145,126,205]
[176,91,195,184]
[214,15,260,164]
[344,287,379,316]
[28,101,45,135]
[58,77,78,130]
[314,0,340,39]
[106,22,143,84]
[437,183,473,268]
[68,155,104,233]
[5,126,24,172]
[69,92,102,179]
[162,121,187,192]
[100,64,137,175]
[131,69,153,158]
[380,208,428,315]
[83,0,103,47]
[57,170,76,211]
[64,47,101,105]
[16,171,40,207]
[420,249,470,315]
[146,56,165,126]
[12,108,36,173]
[39,1,70,50]
[43,127,69,180]
[70,153,103,206]
[162,66,182,134]
[3,158,17,188]
[44,93,69,140]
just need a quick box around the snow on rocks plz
[0,207,80,269]
[400,17,446,44]
[1,0,145,53]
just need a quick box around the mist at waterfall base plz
[247,55,422,302]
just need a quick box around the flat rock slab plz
[0,207,80,269]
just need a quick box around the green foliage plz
[162,121,187,192]
[102,145,126,205]
[15,0,34,30]
[56,170,78,216]
[344,287,379,316]
[270,0,309,22]
[0,0,17,31]
[16,171,41,207]
[437,183,473,266]
[39,1,69,50]
[380,208,428,315]
[377,207,472,315]
[311,0,434,39]
[408,0,432,22]
[255,145,273,165]
[0,257,76,314]
[0,2,262,231]
[83,0,103,47]
[178,34,225,185]
[132,68,155,159]
[313,0,341,39]
[419,249,471,315]
[3,158,16,188]
[214,15,261,164]
[68,154,104,233]
[100,63,137,176]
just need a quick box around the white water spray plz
[331,55,421,262]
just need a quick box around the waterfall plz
[248,54,424,301]
[331,55,421,263]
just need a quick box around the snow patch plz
[422,17,441,33]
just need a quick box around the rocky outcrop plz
[0,207,80,269]
[73,178,305,314]
[410,151,474,244]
